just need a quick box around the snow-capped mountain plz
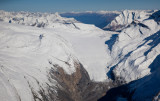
[0,10,112,101]
[105,10,160,83]
[0,21,78,101]
[99,10,160,101]
[103,10,155,31]
[0,9,160,101]
[60,11,120,29]
[0,10,78,28]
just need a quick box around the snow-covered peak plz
[105,10,160,83]
[103,10,155,31]
[0,10,78,28]
[99,10,160,101]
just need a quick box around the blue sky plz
[0,0,159,12]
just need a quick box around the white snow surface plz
[0,11,115,101]
[0,10,78,28]
[0,10,160,83]
[0,10,113,83]
[106,11,160,82]
[49,23,115,81]
[104,10,155,31]
[0,10,160,101]
[0,21,81,101]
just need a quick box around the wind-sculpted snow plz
[104,10,155,31]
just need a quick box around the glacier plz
[0,9,160,101]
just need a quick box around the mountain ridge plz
[0,9,160,101]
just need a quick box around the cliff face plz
[25,60,110,101]
[48,61,111,101]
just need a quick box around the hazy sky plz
[0,0,159,12]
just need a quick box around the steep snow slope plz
[48,23,116,81]
[104,10,155,31]
[106,10,160,83]
[99,67,160,101]
[1,10,160,101]
[130,67,160,101]
[0,22,80,101]
[99,55,160,101]
[127,11,160,100]
[99,10,160,101]
[60,11,120,29]
[0,11,115,101]
[0,10,114,82]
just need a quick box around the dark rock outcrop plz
[46,61,112,101]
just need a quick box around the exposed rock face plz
[48,61,111,101]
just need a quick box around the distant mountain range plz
[60,11,120,29]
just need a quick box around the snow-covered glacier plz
[0,10,112,101]
[0,9,160,101]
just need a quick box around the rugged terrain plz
[103,10,155,31]
[0,10,112,101]
[0,10,160,101]
[99,10,160,101]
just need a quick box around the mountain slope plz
[105,10,160,82]
[0,11,114,101]
[0,10,160,101]
[0,21,79,101]
[99,10,160,101]
[103,10,155,31]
